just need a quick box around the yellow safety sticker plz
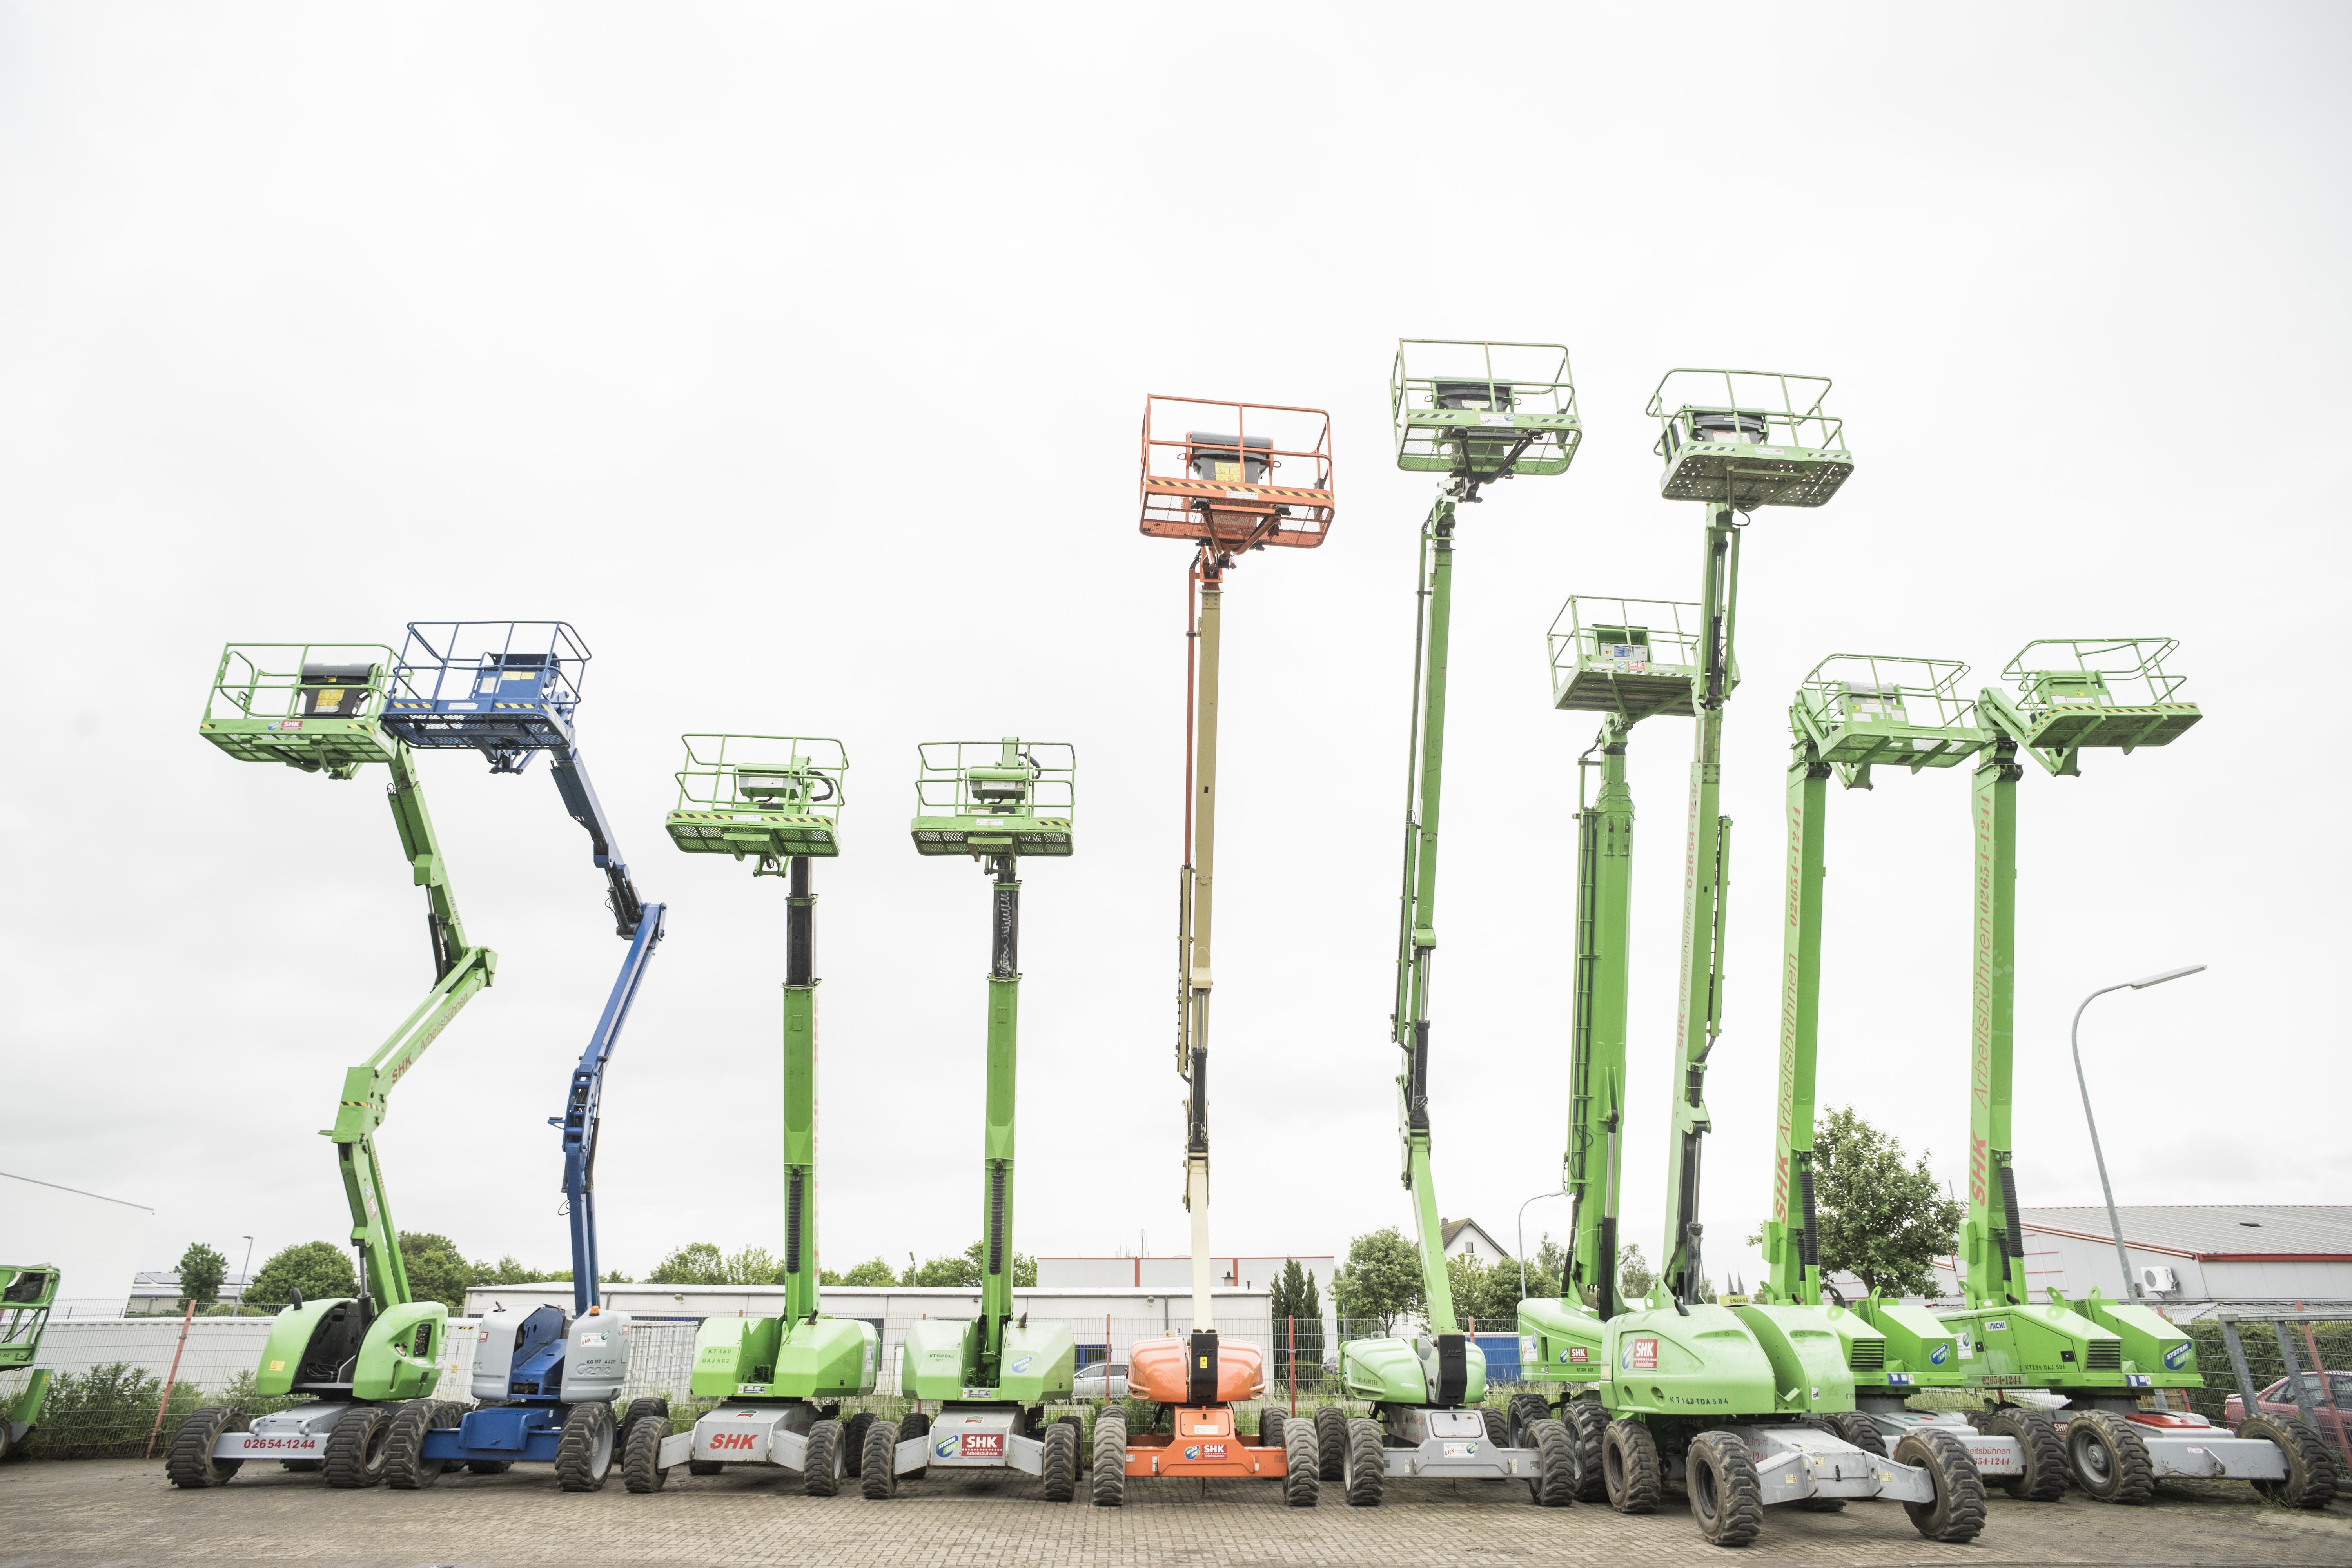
[269,1359,284,1372]
[1213,461,1240,482]
[315,689,344,708]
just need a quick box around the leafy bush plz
[23,1363,208,1459]
[248,1241,357,1306]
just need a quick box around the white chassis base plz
[1859,1407,2025,1478]
[1735,1425,1938,1505]
[1377,1408,1539,1479]
[211,1399,349,1460]
[2048,1413,2288,1481]
[893,1407,1044,1477]
[659,1404,817,1472]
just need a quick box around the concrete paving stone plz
[0,1459,2348,1566]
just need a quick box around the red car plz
[2224,1371,2352,1440]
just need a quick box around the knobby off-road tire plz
[323,1404,394,1489]
[2065,1408,2154,1504]
[840,1411,875,1477]
[1529,1417,1577,1507]
[899,1410,931,1480]
[165,1405,247,1488]
[384,1399,448,1490]
[555,1401,617,1493]
[622,1414,670,1492]
[1039,1420,1079,1502]
[619,1396,668,1459]
[860,1420,899,1499]
[1480,1406,1508,1448]
[1564,1400,1610,1503]
[1824,1410,1886,1456]
[1685,1430,1765,1548]
[803,1419,845,1497]
[1260,1410,1285,1453]
[2242,1412,2339,1509]
[1091,1413,1127,1506]
[1313,1406,1347,1481]
[1978,1406,2068,1501]
[1895,1425,1987,1543]
[1343,1417,1385,1508]
[1601,1417,1661,1514]
[1507,1392,1552,1446]
[1282,1415,1318,1507]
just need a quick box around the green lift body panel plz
[199,644,494,1404]
[1,1264,60,1442]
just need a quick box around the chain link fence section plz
[2191,1309,2352,1478]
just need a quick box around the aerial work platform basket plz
[1982,638,2201,775]
[910,739,1075,858]
[1548,595,1735,719]
[1648,369,1853,509]
[1140,396,1333,555]
[1792,655,1989,786]
[198,642,401,776]
[1391,339,1579,480]
[667,735,848,872]
[379,621,590,771]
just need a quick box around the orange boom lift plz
[1093,397,1334,1506]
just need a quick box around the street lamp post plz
[2072,964,2205,1299]
[1516,1190,1568,1298]
[238,1236,254,1316]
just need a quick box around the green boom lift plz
[628,735,880,1496]
[1318,339,1584,1509]
[1515,374,1987,1548]
[862,739,1083,1502]
[1943,641,2331,1506]
[171,644,494,1489]
[1,1264,60,1460]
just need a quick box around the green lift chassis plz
[633,736,879,1495]
[862,739,1083,1501]
[1,1263,60,1459]
[173,645,494,1488]
[1321,341,1584,1509]
[1516,375,1989,1548]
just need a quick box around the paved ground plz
[2,1460,2348,1566]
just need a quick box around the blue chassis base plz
[421,1404,575,1465]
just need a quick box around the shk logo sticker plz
[1624,1338,1659,1371]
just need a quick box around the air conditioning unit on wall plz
[2139,1265,2180,1296]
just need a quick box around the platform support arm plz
[1964,731,2028,1308]
[1764,731,1829,1304]
[549,744,646,937]
[1564,719,1634,1317]
[978,854,1022,1378]
[551,900,668,1315]
[1180,557,1224,1336]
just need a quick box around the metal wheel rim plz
[590,1423,614,1477]
[1691,1452,1719,1525]
[2076,1433,2111,1485]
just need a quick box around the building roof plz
[2024,1205,2352,1259]
[1438,1218,1510,1259]
[129,1271,252,1294]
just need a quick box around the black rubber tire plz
[899,1410,930,1479]
[1601,1417,1661,1514]
[687,1460,724,1476]
[860,1420,898,1499]
[622,1414,670,1492]
[466,1459,512,1475]
[323,1404,393,1489]
[1564,1401,1610,1503]
[1343,1416,1385,1508]
[165,1405,248,1488]
[1039,1420,1078,1502]
[1480,1406,1509,1448]
[1895,1425,1987,1543]
[555,1401,617,1493]
[1260,1410,1284,1452]
[1980,1406,2069,1501]
[1314,1406,1347,1482]
[1091,1413,1127,1506]
[1282,1415,1317,1507]
[803,1419,844,1497]
[2241,1412,2339,1509]
[1825,1410,1886,1456]
[383,1399,446,1490]
[619,1396,668,1458]
[2065,1408,2154,1505]
[840,1411,875,1477]
[1508,1391,1552,1446]
[1529,1417,1577,1507]
[1686,1430,1764,1547]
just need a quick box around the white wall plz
[0,1172,151,1311]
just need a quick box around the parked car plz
[2224,1371,2352,1439]
[1073,1361,1129,1400]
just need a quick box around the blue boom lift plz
[372,622,671,1491]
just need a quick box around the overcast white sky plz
[2,4,2346,1302]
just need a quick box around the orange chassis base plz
[1122,1406,1288,1478]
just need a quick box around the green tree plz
[247,1241,357,1306]
[399,1232,478,1311]
[1268,1258,1326,1385]
[648,1242,727,1284]
[175,1242,227,1308]
[1813,1105,1964,1298]
[837,1257,898,1287]
[1331,1227,1421,1334]
[1617,1242,1655,1303]
[1525,1233,1570,1301]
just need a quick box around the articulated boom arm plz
[1762,731,1831,1305]
[552,899,668,1314]
[1177,550,1224,1336]
[1392,496,1460,1334]
[331,743,496,1313]
[979,853,1023,1376]
[550,744,646,938]
[1963,732,2029,1308]
[1660,504,1740,1305]
[777,859,822,1323]
[1563,719,1634,1317]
